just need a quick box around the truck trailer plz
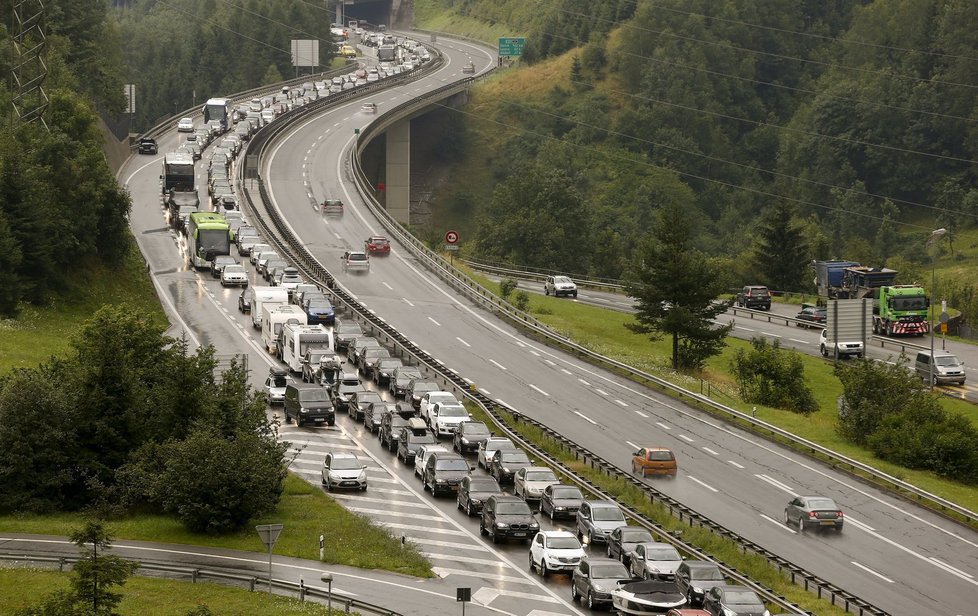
[813,261,928,337]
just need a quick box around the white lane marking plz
[402,298,415,307]
[479,388,491,395]
[614,399,628,407]
[330,494,431,509]
[578,378,591,386]
[455,337,471,347]
[702,447,719,456]
[333,232,342,239]
[678,434,694,443]
[515,340,526,348]
[489,359,507,371]
[846,517,876,532]
[688,476,719,493]
[739,327,755,332]
[412,539,489,552]
[851,561,895,583]
[655,422,671,430]
[760,514,794,533]
[382,282,393,290]
[574,411,597,425]
[528,384,550,397]
[789,338,809,344]
[529,350,540,357]
[634,410,648,418]
[561,369,572,375]
[755,474,797,496]
[422,551,517,568]
[428,316,441,326]
[727,460,745,469]
[625,441,641,450]
[345,507,446,521]
[473,588,562,604]
[595,388,609,396]
[544,359,556,366]
[431,567,535,586]
[762,332,782,338]
[374,522,466,536]
[929,558,974,580]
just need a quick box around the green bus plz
[187,211,233,269]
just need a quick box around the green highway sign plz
[498,37,526,57]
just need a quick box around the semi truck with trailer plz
[813,261,928,337]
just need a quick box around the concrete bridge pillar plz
[385,118,411,224]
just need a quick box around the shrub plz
[513,290,530,312]
[731,337,818,414]
[499,278,517,300]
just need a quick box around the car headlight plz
[692,586,703,594]
[496,522,508,528]
[502,467,511,473]
[328,472,341,481]
[555,506,566,511]
[722,609,736,616]
[300,409,309,414]
[461,438,470,444]
[357,471,366,481]
[436,479,447,484]
[529,522,539,529]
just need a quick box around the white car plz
[264,368,289,405]
[220,264,249,287]
[321,452,367,491]
[341,251,370,271]
[544,275,578,298]
[177,117,194,132]
[529,530,586,576]
[819,328,864,359]
[362,102,377,113]
[627,542,683,581]
[477,436,517,469]
[429,403,471,438]
[513,467,560,503]
[419,391,461,424]
[414,444,448,477]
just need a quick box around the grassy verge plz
[463,268,978,514]
[0,473,431,578]
[0,566,351,615]
[0,242,167,374]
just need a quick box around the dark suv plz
[284,384,335,427]
[379,409,411,451]
[396,418,436,464]
[479,494,539,543]
[453,421,491,455]
[489,449,532,485]
[137,137,158,154]
[736,285,771,310]
[422,451,471,496]
[675,560,726,607]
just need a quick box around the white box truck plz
[249,286,289,329]
[261,304,306,355]
[280,323,337,373]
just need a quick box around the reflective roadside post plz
[926,228,947,390]
[321,572,333,614]
[255,523,283,594]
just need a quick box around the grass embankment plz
[0,473,431,578]
[0,566,343,616]
[413,0,523,44]
[464,269,978,514]
[0,245,167,374]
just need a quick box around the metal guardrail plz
[233,34,897,616]
[0,553,399,615]
[459,257,626,291]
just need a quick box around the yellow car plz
[340,45,357,58]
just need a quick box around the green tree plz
[835,357,934,446]
[731,338,818,414]
[262,63,283,85]
[625,202,733,370]
[67,521,139,614]
[750,202,808,292]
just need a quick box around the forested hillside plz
[113,0,338,129]
[0,0,131,317]
[420,0,978,290]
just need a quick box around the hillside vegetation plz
[417,0,978,310]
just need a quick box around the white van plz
[280,323,336,373]
[262,304,306,354]
[249,286,289,329]
[915,350,966,385]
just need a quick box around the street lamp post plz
[320,572,333,614]
[927,228,947,389]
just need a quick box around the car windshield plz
[647,450,674,461]
[547,536,580,549]
[438,406,468,418]
[408,434,436,444]
[271,376,288,388]
[308,301,332,309]
[307,352,325,363]
[526,470,557,482]
[724,591,761,605]
[429,393,457,404]
[592,564,629,578]
[338,324,362,336]
[369,237,388,245]
[501,453,530,463]
[552,487,583,499]
[299,389,330,402]
[806,498,838,510]
[224,265,245,274]
[487,438,515,450]
[435,459,469,471]
[398,369,422,380]
[691,566,724,581]
[330,457,360,470]
[380,360,401,368]
[621,529,652,542]
[554,276,572,284]
[646,546,681,561]
[592,506,625,521]
[936,356,962,367]
[469,478,499,491]
[357,393,383,405]
[348,253,367,261]
[463,423,490,435]
[496,502,532,515]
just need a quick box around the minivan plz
[284,383,335,427]
[915,350,966,385]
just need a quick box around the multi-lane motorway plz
[121,33,978,616]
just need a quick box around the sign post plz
[498,37,526,58]
[319,534,325,560]
[255,524,284,593]
[457,587,471,615]
[444,230,460,265]
[940,308,949,350]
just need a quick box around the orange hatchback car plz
[631,447,678,478]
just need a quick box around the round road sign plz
[445,230,459,245]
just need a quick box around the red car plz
[365,235,390,255]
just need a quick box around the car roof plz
[588,499,621,508]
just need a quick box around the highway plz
[118,33,978,615]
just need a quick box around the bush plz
[499,278,517,300]
[731,338,818,414]
[513,290,530,312]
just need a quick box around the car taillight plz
[808,511,817,518]
[837,511,844,518]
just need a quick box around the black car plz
[210,255,238,278]
[389,366,423,397]
[479,494,539,543]
[606,525,653,566]
[348,390,383,422]
[408,380,440,410]
[457,475,502,516]
[736,285,771,310]
[784,495,844,532]
[137,137,158,154]
[396,424,436,464]
[238,289,251,313]
[540,484,585,520]
[283,384,334,427]
[364,401,396,433]
[358,347,391,376]
[795,303,826,328]
[571,557,632,610]
[703,585,768,616]
[489,449,532,485]
[372,358,403,386]
[675,560,726,606]
[379,410,411,451]
[333,322,364,352]
[331,378,361,412]
[422,451,471,496]
[453,420,491,455]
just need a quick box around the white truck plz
[261,304,306,355]
[249,286,289,329]
[280,323,337,373]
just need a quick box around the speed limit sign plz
[445,230,459,245]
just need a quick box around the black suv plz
[675,560,726,607]
[571,557,633,610]
[283,384,335,427]
[379,409,411,451]
[489,449,532,485]
[479,494,539,543]
[348,390,383,423]
[422,451,471,496]
[396,419,436,464]
[137,137,158,154]
[457,475,502,517]
[453,421,491,455]
[736,285,771,310]
[364,401,395,433]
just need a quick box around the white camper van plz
[280,323,337,373]
[248,286,289,329]
[261,304,306,354]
